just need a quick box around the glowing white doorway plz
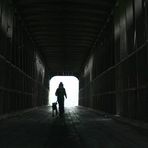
[49,76,79,107]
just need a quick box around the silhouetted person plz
[55,82,67,116]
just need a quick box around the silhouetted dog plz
[52,102,58,117]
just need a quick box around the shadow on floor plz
[46,115,83,148]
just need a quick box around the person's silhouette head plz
[59,82,63,88]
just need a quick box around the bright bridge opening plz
[49,76,79,107]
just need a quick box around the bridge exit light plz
[49,76,79,107]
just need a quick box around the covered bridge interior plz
[0,0,148,144]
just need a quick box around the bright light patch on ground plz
[49,76,79,107]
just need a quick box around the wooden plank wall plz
[0,0,49,115]
[79,0,148,122]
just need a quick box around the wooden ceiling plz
[14,0,115,76]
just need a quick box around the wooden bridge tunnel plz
[0,0,148,123]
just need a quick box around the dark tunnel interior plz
[0,0,148,122]
[0,0,148,145]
